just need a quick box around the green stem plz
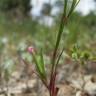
[55,46,65,70]
[49,0,80,96]
[64,0,68,16]
[68,0,80,18]
[52,12,67,71]
[50,1,68,93]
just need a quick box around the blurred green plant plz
[0,0,31,18]
[70,44,96,92]
[71,44,91,65]
[0,57,15,96]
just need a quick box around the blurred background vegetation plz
[0,0,96,67]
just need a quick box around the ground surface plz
[0,61,96,96]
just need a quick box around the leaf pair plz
[67,0,80,17]
[32,50,46,80]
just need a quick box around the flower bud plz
[27,46,35,54]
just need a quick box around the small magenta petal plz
[27,46,34,53]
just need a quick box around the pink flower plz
[27,46,35,54]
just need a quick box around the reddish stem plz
[49,72,59,96]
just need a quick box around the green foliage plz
[71,44,91,65]
[32,51,46,80]
[0,58,15,82]
[0,0,18,11]
[41,3,52,16]
[0,0,31,17]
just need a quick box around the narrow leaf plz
[32,53,46,79]
[32,54,41,74]
[40,49,46,76]
[67,0,77,17]
[64,0,68,16]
